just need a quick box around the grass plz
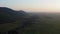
[1,17,60,34]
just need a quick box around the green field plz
[1,13,60,34]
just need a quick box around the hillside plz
[0,7,60,34]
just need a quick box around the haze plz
[0,0,60,12]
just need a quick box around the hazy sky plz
[0,0,60,12]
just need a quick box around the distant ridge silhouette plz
[0,7,26,24]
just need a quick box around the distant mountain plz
[0,7,26,24]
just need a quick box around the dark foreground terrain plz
[0,7,60,34]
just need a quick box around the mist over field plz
[0,7,60,34]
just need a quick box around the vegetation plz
[0,7,60,34]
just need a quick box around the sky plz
[0,0,60,12]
